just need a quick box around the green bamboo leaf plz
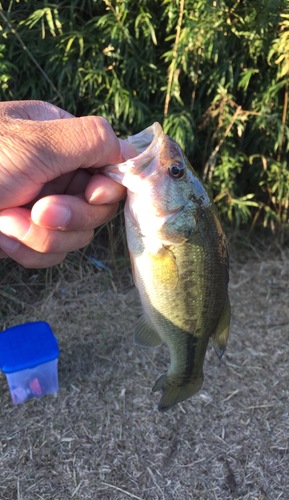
[238,68,259,91]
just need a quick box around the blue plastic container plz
[0,321,60,404]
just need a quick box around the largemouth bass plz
[102,122,230,412]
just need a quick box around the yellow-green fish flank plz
[102,123,230,412]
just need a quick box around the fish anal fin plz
[134,315,162,348]
[212,297,231,359]
[152,373,203,412]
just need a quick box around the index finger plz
[0,100,74,121]
[1,109,123,184]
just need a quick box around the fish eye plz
[168,163,185,179]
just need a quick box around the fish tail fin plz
[152,373,203,412]
[212,297,231,359]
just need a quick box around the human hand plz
[0,100,133,268]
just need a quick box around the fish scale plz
[102,122,230,412]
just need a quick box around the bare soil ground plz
[0,240,288,500]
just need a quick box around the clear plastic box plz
[0,321,60,404]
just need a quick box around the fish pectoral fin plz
[212,297,231,359]
[152,373,203,412]
[149,246,179,288]
[134,315,162,348]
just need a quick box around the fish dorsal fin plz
[212,297,231,359]
[135,315,162,347]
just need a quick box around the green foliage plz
[0,0,288,229]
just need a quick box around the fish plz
[102,122,230,412]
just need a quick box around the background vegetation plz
[0,6,289,499]
[0,0,288,231]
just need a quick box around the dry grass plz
[0,239,288,499]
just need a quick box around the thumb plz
[9,115,123,179]
[0,101,123,208]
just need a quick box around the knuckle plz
[89,115,111,131]
[84,116,120,158]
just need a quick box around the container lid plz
[0,321,59,373]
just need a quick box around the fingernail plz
[32,203,71,228]
[53,205,71,228]
[0,233,20,253]
[0,213,31,240]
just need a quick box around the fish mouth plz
[125,122,164,175]
[108,122,164,169]
[126,122,163,156]
[100,122,165,184]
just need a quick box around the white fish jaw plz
[101,122,163,191]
